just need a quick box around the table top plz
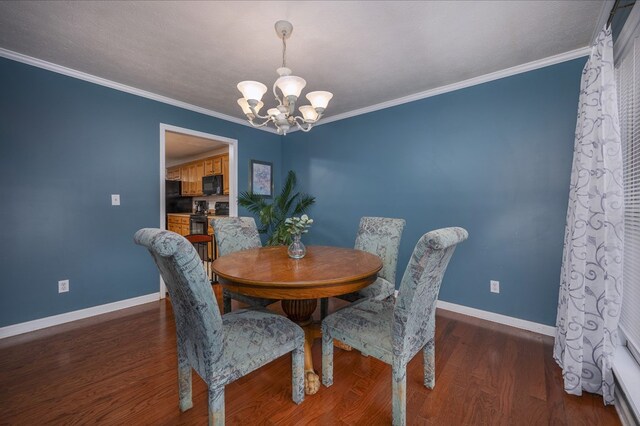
[211,246,382,300]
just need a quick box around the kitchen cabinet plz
[167,214,190,236]
[180,165,190,195]
[213,157,222,175]
[166,167,181,180]
[195,162,204,195]
[172,153,229,196]
[222,155,229,195]
[204,159,213,176]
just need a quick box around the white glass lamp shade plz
[299,105,319,122]
[306,91,333,109]
[237,81,268,102]
[267,108,280,117]
[237,98,263,115]
[275,75,306,98]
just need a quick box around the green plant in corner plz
[238,170,315,245]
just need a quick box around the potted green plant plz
[238,170,315,246]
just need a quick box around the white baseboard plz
[436,300,556,337]
[0,293,160,339]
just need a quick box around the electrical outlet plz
[58,279,69,293]
[490,280,500,294]
[111,194,120,206]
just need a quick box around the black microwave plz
[203,175,223,195]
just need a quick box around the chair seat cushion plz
[336,277,395,303]
[323,297,395,363]
[216,309,304,385]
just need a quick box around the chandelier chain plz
[281,35,287,68]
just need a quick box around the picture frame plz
[249,160,274,198]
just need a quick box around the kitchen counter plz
[166,213,230,218]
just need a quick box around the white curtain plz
[554,26,624,405]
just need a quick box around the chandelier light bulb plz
[299,105,319,122]
[237,98,264,115]
[275,75,307,99]
[237,81,268,102]
[306,91,333,110]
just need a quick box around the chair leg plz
[223,292,232,314]
[322,325,334,387]
[208,386,225,426]
[320,297,328,319]
[292,346,305,404]
[392,362,406,426]
[423,338,435,389]
[178,364,193,411]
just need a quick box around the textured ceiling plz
[0,1,603,123]
[165,131,227,163]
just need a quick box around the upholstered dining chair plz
[320,216,405,318]
[321,227,468,426]
[134,228,304,426]
[211,217,278,314]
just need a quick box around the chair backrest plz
[354,217,406,284]
[211,217,262,257]
[393,227,468,362]
[134,228,223,375]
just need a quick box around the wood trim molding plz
[0,293,160,339]
[436,299,556,337]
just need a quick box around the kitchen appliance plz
[195,200,208,215]
[203,175,223,195]
[214,201,229,216]
[165,180,193,213]
[190,213,208,235]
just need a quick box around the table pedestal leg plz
[281,299,321,395]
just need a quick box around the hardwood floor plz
[0,287,620,425]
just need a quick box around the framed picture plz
[249,160,274,198]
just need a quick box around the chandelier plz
[236,21,333,135]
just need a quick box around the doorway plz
[159,123,238,297]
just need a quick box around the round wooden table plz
[211,245,382,394]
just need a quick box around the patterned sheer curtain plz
[554,26,624,405]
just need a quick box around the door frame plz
[159,123,239,298]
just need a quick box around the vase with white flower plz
[285,214,313,259]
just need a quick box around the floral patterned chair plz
[320,217,406,318]
[134,228,304,425]
[321,227,468,426]
[211,217,279,314]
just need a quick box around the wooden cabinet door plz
[195,161,204,195]
[204,159,214,176]
[167,167,180,180]
[187,164,196,195]
[180,165,190,195]
[222,155,229,195]
[213,157,222,175]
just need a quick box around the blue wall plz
[283,58,586,326]
[0,57,282,327]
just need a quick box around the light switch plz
[111,194,120,206]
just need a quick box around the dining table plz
[211,245,382,395]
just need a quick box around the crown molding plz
[1,45,589,135]
[314,46,590,129]
[0,47,278,134]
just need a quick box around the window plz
[616,5,640,365]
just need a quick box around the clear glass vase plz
[287,234,306,259]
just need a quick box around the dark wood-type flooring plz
[0,286,620,425]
